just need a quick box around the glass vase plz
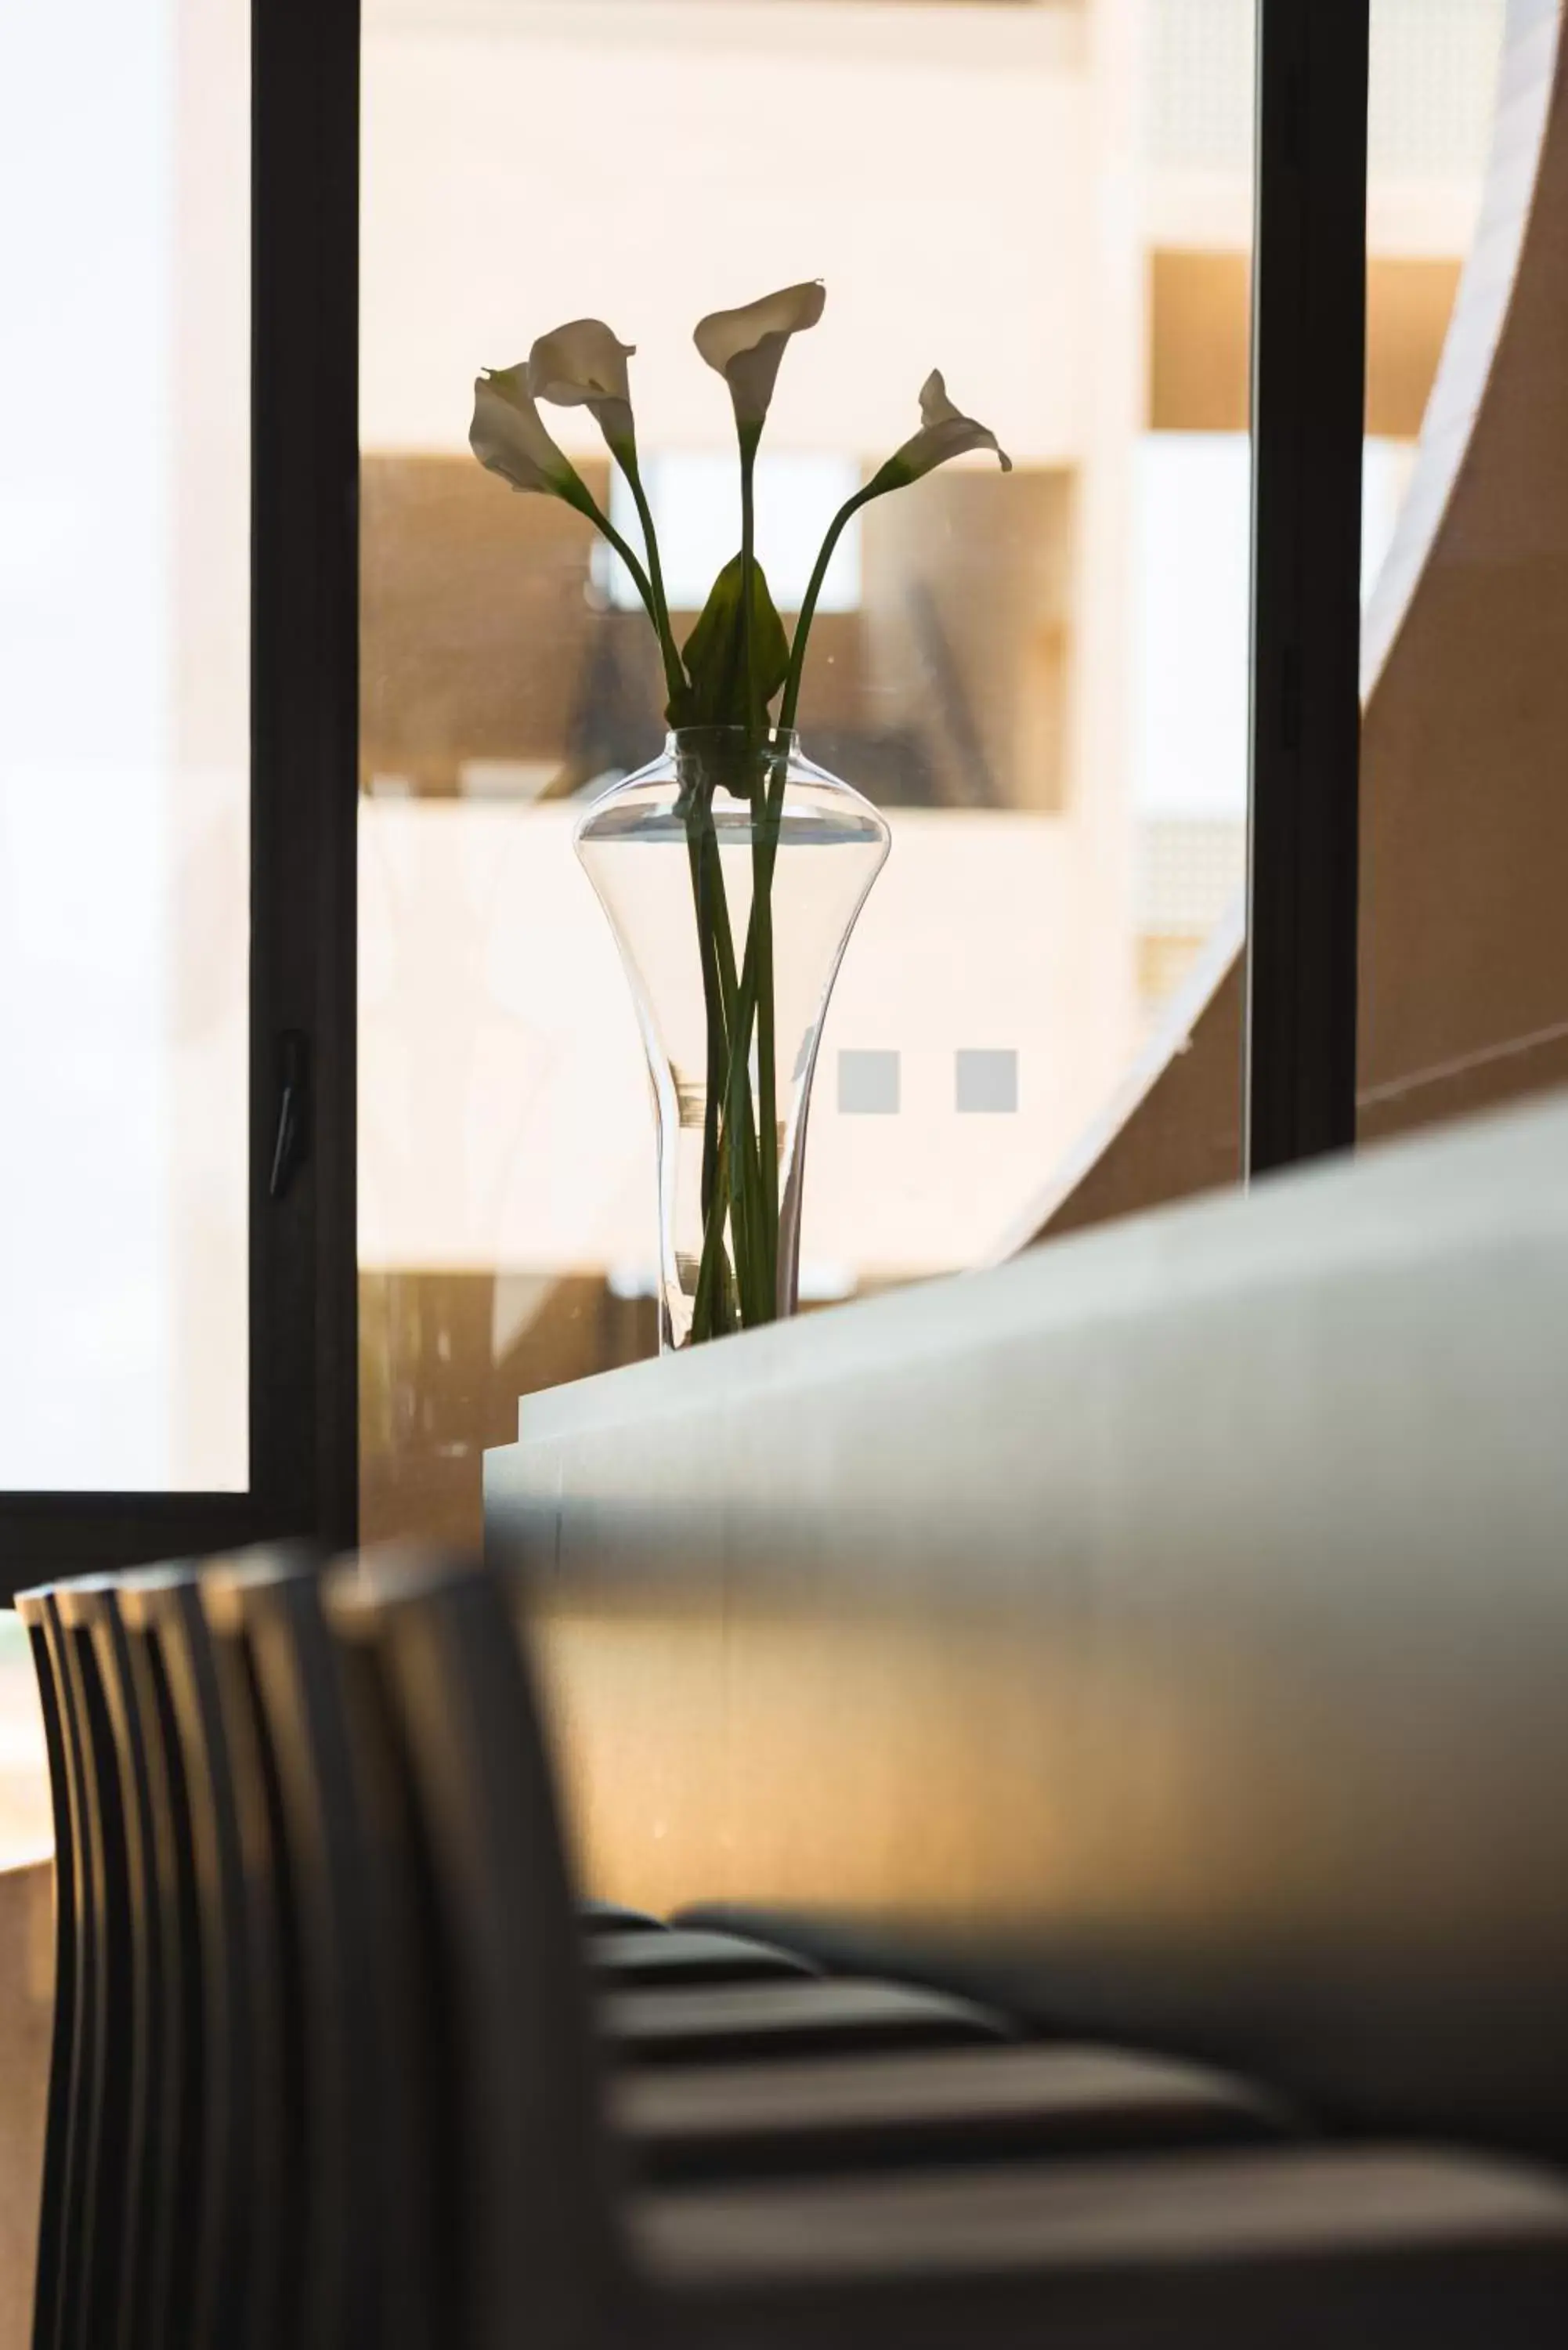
[574,726,891,1351]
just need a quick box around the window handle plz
[269,1029,311,1201]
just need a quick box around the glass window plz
[1363,0,1507,602]
[1357,0,1553,1150]
[0,0,251,1488]
[359,0,1259,1544]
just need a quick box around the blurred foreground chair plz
[22,1549,1064,2350]
[214,1556,1288,2209]
[22,1548,1568,2348]
[330,1552,1568,2350]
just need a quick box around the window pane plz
[1358,0,1552,1148]
[0,0,250,1488]
[1362,0,1507,602]
[359,0,1256,1544]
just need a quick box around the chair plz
[580,1899,667,1934]
[22,1557,316,2350]
[587,1928,818,1990]
[34,1584,137,2350]
[610,2041,1288,2186]
[15,1549,834,2350]
[20,1573,211,2350]
[71,1582,180,2350]
[335,1551,1568,2350]
[110,1568,211,2350]
[198,1548,396,2350]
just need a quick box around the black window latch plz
[269,1029,311,1201]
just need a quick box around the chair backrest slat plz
[80,1589,170,2350]
[114,1576,207,2350]
[132,1572,273,2350]
[331,1590,461,2350]
[202,1549,392,2350]
[328,1554,625,2350]
[51,1589,135,2350]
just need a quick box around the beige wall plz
[1149,251,1465,435]
[362,0,1088,465]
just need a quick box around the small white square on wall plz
[838,1049,901,1114]
[956,1049,1018,1113]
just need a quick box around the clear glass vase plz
[575,727,891,1350]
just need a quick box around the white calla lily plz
[694,280,826,435]
[869,370,1013,492]
[528,318,638,455]
[469,365,592,506]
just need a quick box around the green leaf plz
[670,553,790,729]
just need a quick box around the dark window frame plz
[0,0,361,1590]
[1247,0,1369,1173]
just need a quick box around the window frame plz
[1246,0,1369,1173]
[0,0,361,1588]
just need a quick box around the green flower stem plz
[691,796,768,1336]
[693,917,768,1333]
[689,429,776,1340]
[574,484,688,710]
[703,490,884,1323]
[701,488,887,1324]
[752,754,780,1307]
[705,826,766,1323]
[691,461,894,1340]
[703,750,786,1329]
[739,433,759,739]
[738,438,780,1314]
[686,822,726,1238]
[571,476,754,1336]
[612,443,687,710]
[779,482,879,733]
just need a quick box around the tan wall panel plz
[1149,251,1252,432]
[1366,258,1465,437]
[862,468,1074,811]
[1148,250,1462,437]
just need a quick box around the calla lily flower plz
[528,318,638,456]
[469,365,593,507]
[695,280,826,435]
[869,370,1013,493]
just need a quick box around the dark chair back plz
[329,1564,464,2350]
[72,1585,175,2350]
[128,1566,284,2350]
[15,1589,79,2350]
[112,1570,209,2350]
[47,1585,135,2350]
[200,1550,388,2350]
[326,1553,625,2350]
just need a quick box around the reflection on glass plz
[0,0,250,1488]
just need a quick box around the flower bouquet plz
[471,281,1010,1348]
